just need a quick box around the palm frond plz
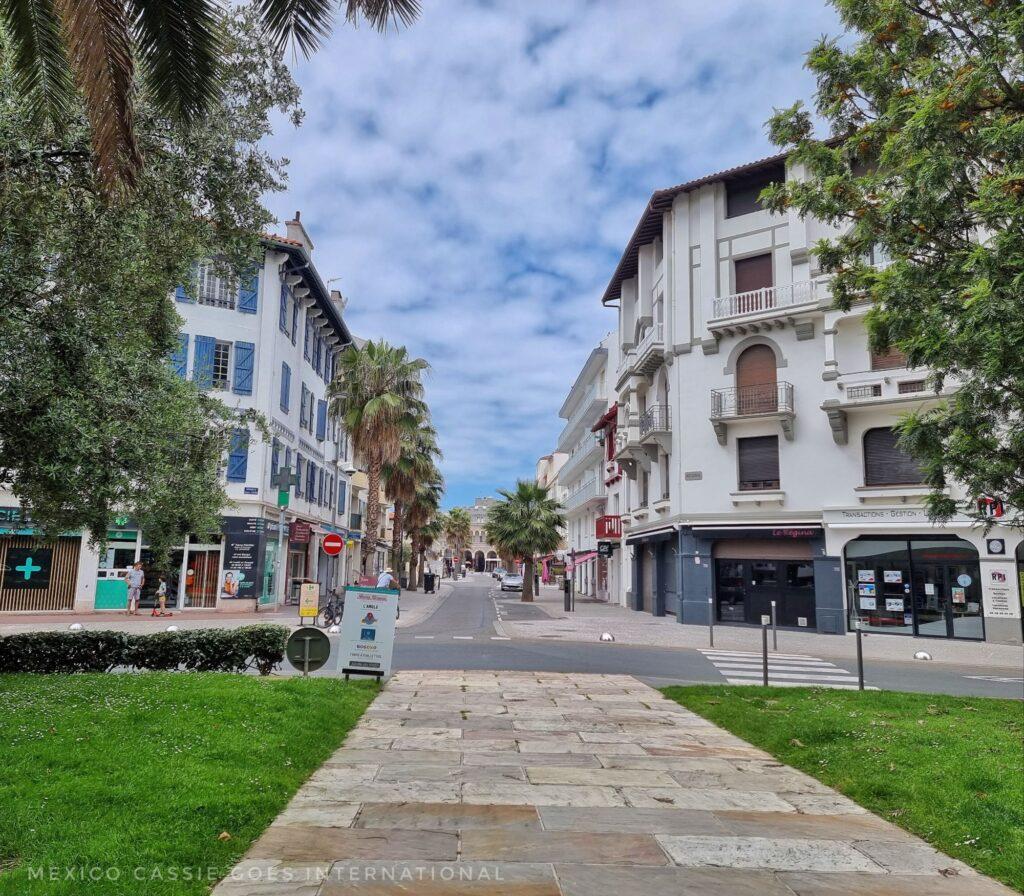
[254,0,334,56]
[0,0,75,122]
[55,0,139,191]
[128,0,222,123]
[345,0,419,32]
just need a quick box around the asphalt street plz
[322,574,1023,699]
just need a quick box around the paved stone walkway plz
[214,671,1015,895]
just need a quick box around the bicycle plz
[319,589,344,627]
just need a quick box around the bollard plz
[856,625,865,691]
[708,597,714,648]
[770,600,778,652]
[761,623,769,687]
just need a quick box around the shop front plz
[824,507,1023,645]
[626,527,678,616]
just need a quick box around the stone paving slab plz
[214,671,1017,895]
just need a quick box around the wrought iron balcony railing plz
[711,382,794,418]
[638,404,670,438]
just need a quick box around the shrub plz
[0,625,290,676]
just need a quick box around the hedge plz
[0,625,289,676]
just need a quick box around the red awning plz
[567,551,598,570]
[591,403,618,431]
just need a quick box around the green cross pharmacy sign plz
[3,548,53,589]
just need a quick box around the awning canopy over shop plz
[626,526,677,545]
[567,551,598,570]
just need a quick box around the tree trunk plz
[417,548,427,588]
[391,500,404,581]
[408,533,420,591]
[362,455,383,574]
[522,557,535,602]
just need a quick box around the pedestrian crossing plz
[700,648,877,690]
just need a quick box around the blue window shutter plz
[315,400,327,441]
[295,455,304,496]
[175,262,198,302]
[279,284,289,332]
[299,385,309,427]
[239,268,259,314]
[280,363,291,412]
[338,480,347,515]
[171,334,189,378]
[226,429,249,482]
[307,462,317,499]
[193,336,216,389]
[175,284,189,302]
[270,438,280,480]
[284,447,292,476]
[232,341,254,395]
[291,301,299,345]
[303,315,311,360]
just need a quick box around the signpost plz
[270,466,299,609]
[298,582,319,625]
[285,627,330,677]
[338,585,399,680]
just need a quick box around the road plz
[325,575,1023,699]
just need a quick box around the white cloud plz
[262,0,842,506]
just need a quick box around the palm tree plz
[485,481,564,602]
[444,507,471,571]
[406,478,443,590]
[383,420,440,583]
[328,340,427,574]
[1,0,419,191]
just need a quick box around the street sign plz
[285,628,330,676]
[298,582,319,620]
[597,541,614,557]
[339,586,399,680]
[323,532,343,556]
[290,520,312,543]
[277,489,289,508]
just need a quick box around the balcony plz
[638,404,671,453]
[710,382,795,445]
[557,431,603,483]
[613,419,649,478]
[821,369,948,445]
[596,515,622,540]
[348,513,363,533]
[557,382,606,452]
[708,279,825,335]
[633,323,665,376]
[563,477,606,513]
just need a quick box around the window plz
[270,438,280,481]
[280,363,291,413]
[737,435,780,490]
[660,453,670,500]
[315,400,327,441]
[725,164,784,218]
[295,455,305,497]
[279,285,290,334]
[303,314,312,361]
[863,427,925,486]
[733,253,773,295]
[226,429,248,482]
[307,461,317,501]
[337,480,347,515]
[291,300,299,346]
[870,345,908,371]
[212,340,231,390]
[196,263,236,309]
[300,384,311,429]
[640,471,649,507]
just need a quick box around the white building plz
[0,212,366,613]
[555,335,624,601]
[598,153,1021,646]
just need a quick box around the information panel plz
[339,586,399,679]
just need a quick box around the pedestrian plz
[126,561,144,615]
[376,568,395,589]
[151,576,172,617]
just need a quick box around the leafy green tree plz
[764,0,1024,527]
[0,9,299,566]
[0,0,418,190]
[485,481,564,602]
[328,340,428,573]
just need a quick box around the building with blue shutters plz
[0,212,373,614]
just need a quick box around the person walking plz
[151,576,172,617]
[376,568,395,589]
[126,561,144,615]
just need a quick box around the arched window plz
[863,427,925,486]
[735,344,777,413]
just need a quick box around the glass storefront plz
[715,559,817,627]
[845,537,983,640]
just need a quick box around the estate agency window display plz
[844,536,983,640]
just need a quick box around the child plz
[152,576,171,617]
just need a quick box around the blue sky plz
[263,0,843,509]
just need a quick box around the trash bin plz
[424,573,436,593]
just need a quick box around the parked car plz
[492,567,507,580]
[500,574,523,592]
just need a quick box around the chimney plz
[330,288,348,312]
[285,210,314,253]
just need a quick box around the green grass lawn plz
[662,686,1024,892]
[0,673,378,896]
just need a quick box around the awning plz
[567,551,598,570]
[591,403,619,431]
[626,525,677,545]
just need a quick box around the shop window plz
[737,436,779,490]
[725,164,785,218]
[863,427,925,486]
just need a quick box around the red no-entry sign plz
[323,533,344,556]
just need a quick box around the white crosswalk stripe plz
[700,649,877,690]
